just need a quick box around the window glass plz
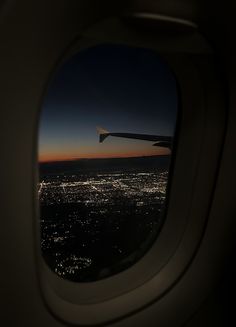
[38,44,178,282]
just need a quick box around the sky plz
[39,44,178,163]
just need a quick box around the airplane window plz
[38,44,178,282]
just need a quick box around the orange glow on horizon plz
[39,148,170,163]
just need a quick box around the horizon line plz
[39,153,171,164]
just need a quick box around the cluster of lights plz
[54,255,92,276]
[39,169,169,278]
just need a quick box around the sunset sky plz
[39,44,178,163]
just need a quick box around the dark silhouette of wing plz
[96,126,172,149]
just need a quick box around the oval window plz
[38,44,178,282]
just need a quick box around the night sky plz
[39,44,178,162]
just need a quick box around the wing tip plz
[96,126,109,134]
[96,126,109,143]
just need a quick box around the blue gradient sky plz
[39,44,178,162]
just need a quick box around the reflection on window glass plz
[38,44,178,282]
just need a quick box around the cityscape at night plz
[39,156,170,281]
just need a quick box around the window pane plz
[38,44,178,282]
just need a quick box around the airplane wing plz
[96,126,172,148]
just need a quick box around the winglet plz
[96,126,110,143]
